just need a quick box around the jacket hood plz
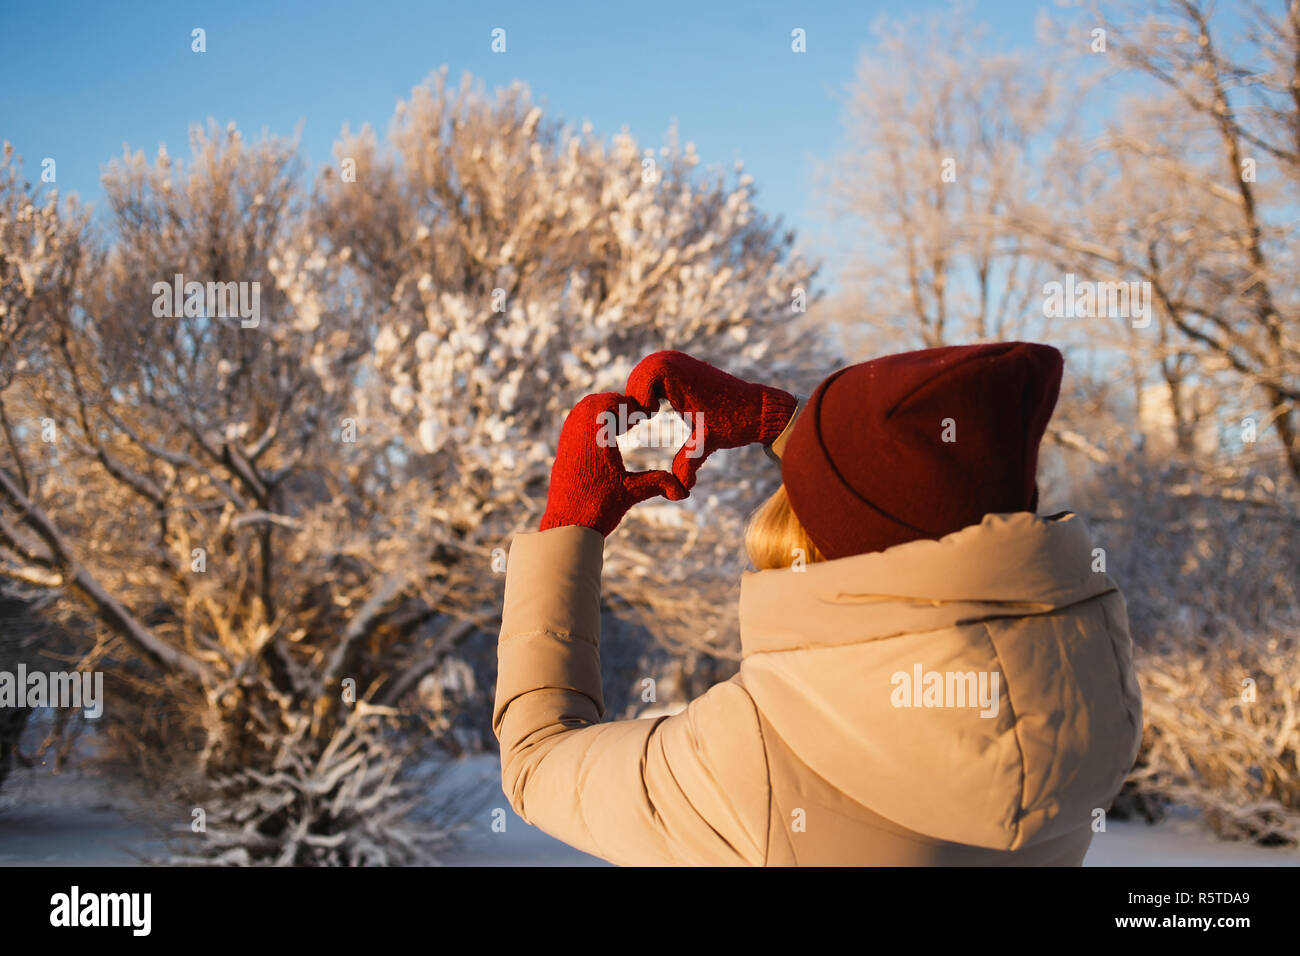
[738,510,1142,852]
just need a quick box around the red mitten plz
[539,392,689,536]
[626,350,797,489]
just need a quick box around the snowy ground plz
[2,754,1297,867]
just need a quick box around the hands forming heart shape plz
[625,350,798,492]
[538,351,798,537]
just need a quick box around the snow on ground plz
[2,753,1297,867]
[1083,817,1300,867]
[0,759,166,866]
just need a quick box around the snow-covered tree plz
[0,72,831,861]
[0,127,448,863]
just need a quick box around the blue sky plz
[1,0,1049,264]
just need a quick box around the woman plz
[493,342,1143,866]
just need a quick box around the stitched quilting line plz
[498,627,598,647]
[982,619,1027,850]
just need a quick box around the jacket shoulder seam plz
[1098,597,1142,747]
[733,677,774,866]
[981,620,1028,848]
[572,733,610,862]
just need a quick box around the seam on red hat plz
[882,342,1022,420]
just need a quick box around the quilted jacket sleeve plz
[492,525,771,866]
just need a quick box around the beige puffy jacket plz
[493,509,1143,866]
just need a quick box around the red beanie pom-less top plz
[780,342,1064,561]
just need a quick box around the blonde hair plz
[744,483,826,571]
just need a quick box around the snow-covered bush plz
[1119,621,1300,846]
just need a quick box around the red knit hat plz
[780,342,1064,560]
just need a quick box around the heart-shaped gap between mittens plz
[616,401,694,475]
